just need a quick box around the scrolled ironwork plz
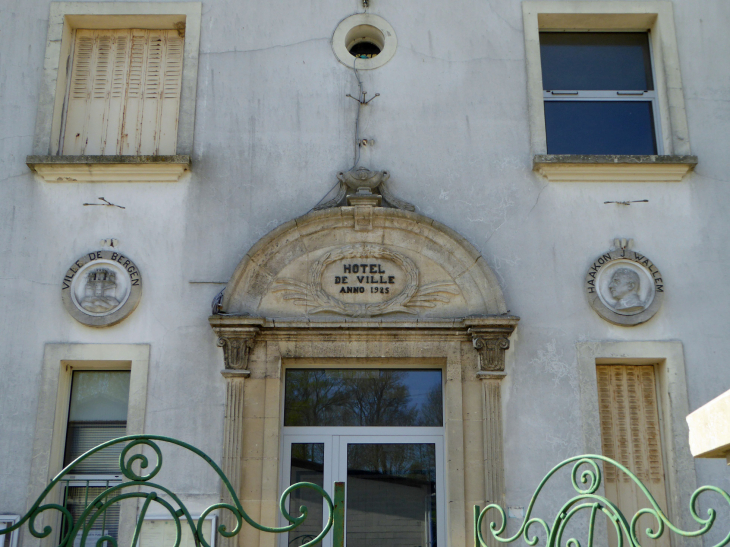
[0,435,338,547]
[475,454,730,547]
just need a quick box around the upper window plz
[540,32,659,155]
[28,4,200,181]
[523,2,696,182]
[31,3,201,158]
[62,29,184,155]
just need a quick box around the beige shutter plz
[63,29,183,156]
[597,365,669,547]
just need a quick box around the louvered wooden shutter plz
[63,29,183,156]
[597,366,669,547]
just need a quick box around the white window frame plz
[279,429,446,547]
[0,516,20,547]
[33,2,201,157]
[540,30,663,154]
[522,1,691,157]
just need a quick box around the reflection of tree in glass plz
[347,443,436,483]
[418,384,443,426]
[284,370,351,426]
[343,371,418,426]
[284,369,443,427]
[291,443,324,465]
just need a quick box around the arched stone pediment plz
[220,207,507,318]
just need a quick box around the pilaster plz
[478,371,507,547]
[219,370,249,547]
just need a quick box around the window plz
[27,3,201,182]
[62,29,184,155]
[540,32,659,155]
[522,2,697,183]
[61,371,131,547]
[26,344,150,547]
[596,365,669,547]
[576,341,698,544]
[0,516,20,547]
[280,369,445,547]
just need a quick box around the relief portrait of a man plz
[607,267,645,313]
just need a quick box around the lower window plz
[62,370,130,547]
[280,369,445,547]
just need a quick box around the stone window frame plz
[576,341,699,546]
[27,2,201,183]
[25,344,150,547]
[523,1,698,183]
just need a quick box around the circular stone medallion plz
[62,251,142,327]
[585,249,664,326]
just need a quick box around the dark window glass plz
[544,101,657,155]
[346,443,437,547]
[288,443,325,547]
[64,371,130,473]
[284,369,443,427]
[540,32,653,90]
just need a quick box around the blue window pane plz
[540,33,653,91]
[544,101,657,155]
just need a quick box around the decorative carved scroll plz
[472,337,510,372]
[211,320,264,370]
[466,321,515,373]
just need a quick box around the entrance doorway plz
[279,369,445,547]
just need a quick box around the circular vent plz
[332,14,397,69]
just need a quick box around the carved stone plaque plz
[274,243,458,317]
[322,256,409,303]
[585,248,664,326]
[61,251,142,327]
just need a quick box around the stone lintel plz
[533,154,698,183]
[208,315,519,346]
[26,155,191,183]
[209,316,265,370]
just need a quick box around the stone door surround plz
[209,205,518,547]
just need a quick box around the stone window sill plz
[26,155,191,183]
[533,155,698,183]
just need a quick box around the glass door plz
[281,435,333,547]
[280,434,444,547]
[280,368,445,547]
[339,436,444,547]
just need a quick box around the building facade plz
[1,0,729,546]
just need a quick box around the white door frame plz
[279,429,445,547]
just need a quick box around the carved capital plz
[471,336,510,371]
[209,316,265,371]
[465,319,516,373]
[216,336,257,370]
